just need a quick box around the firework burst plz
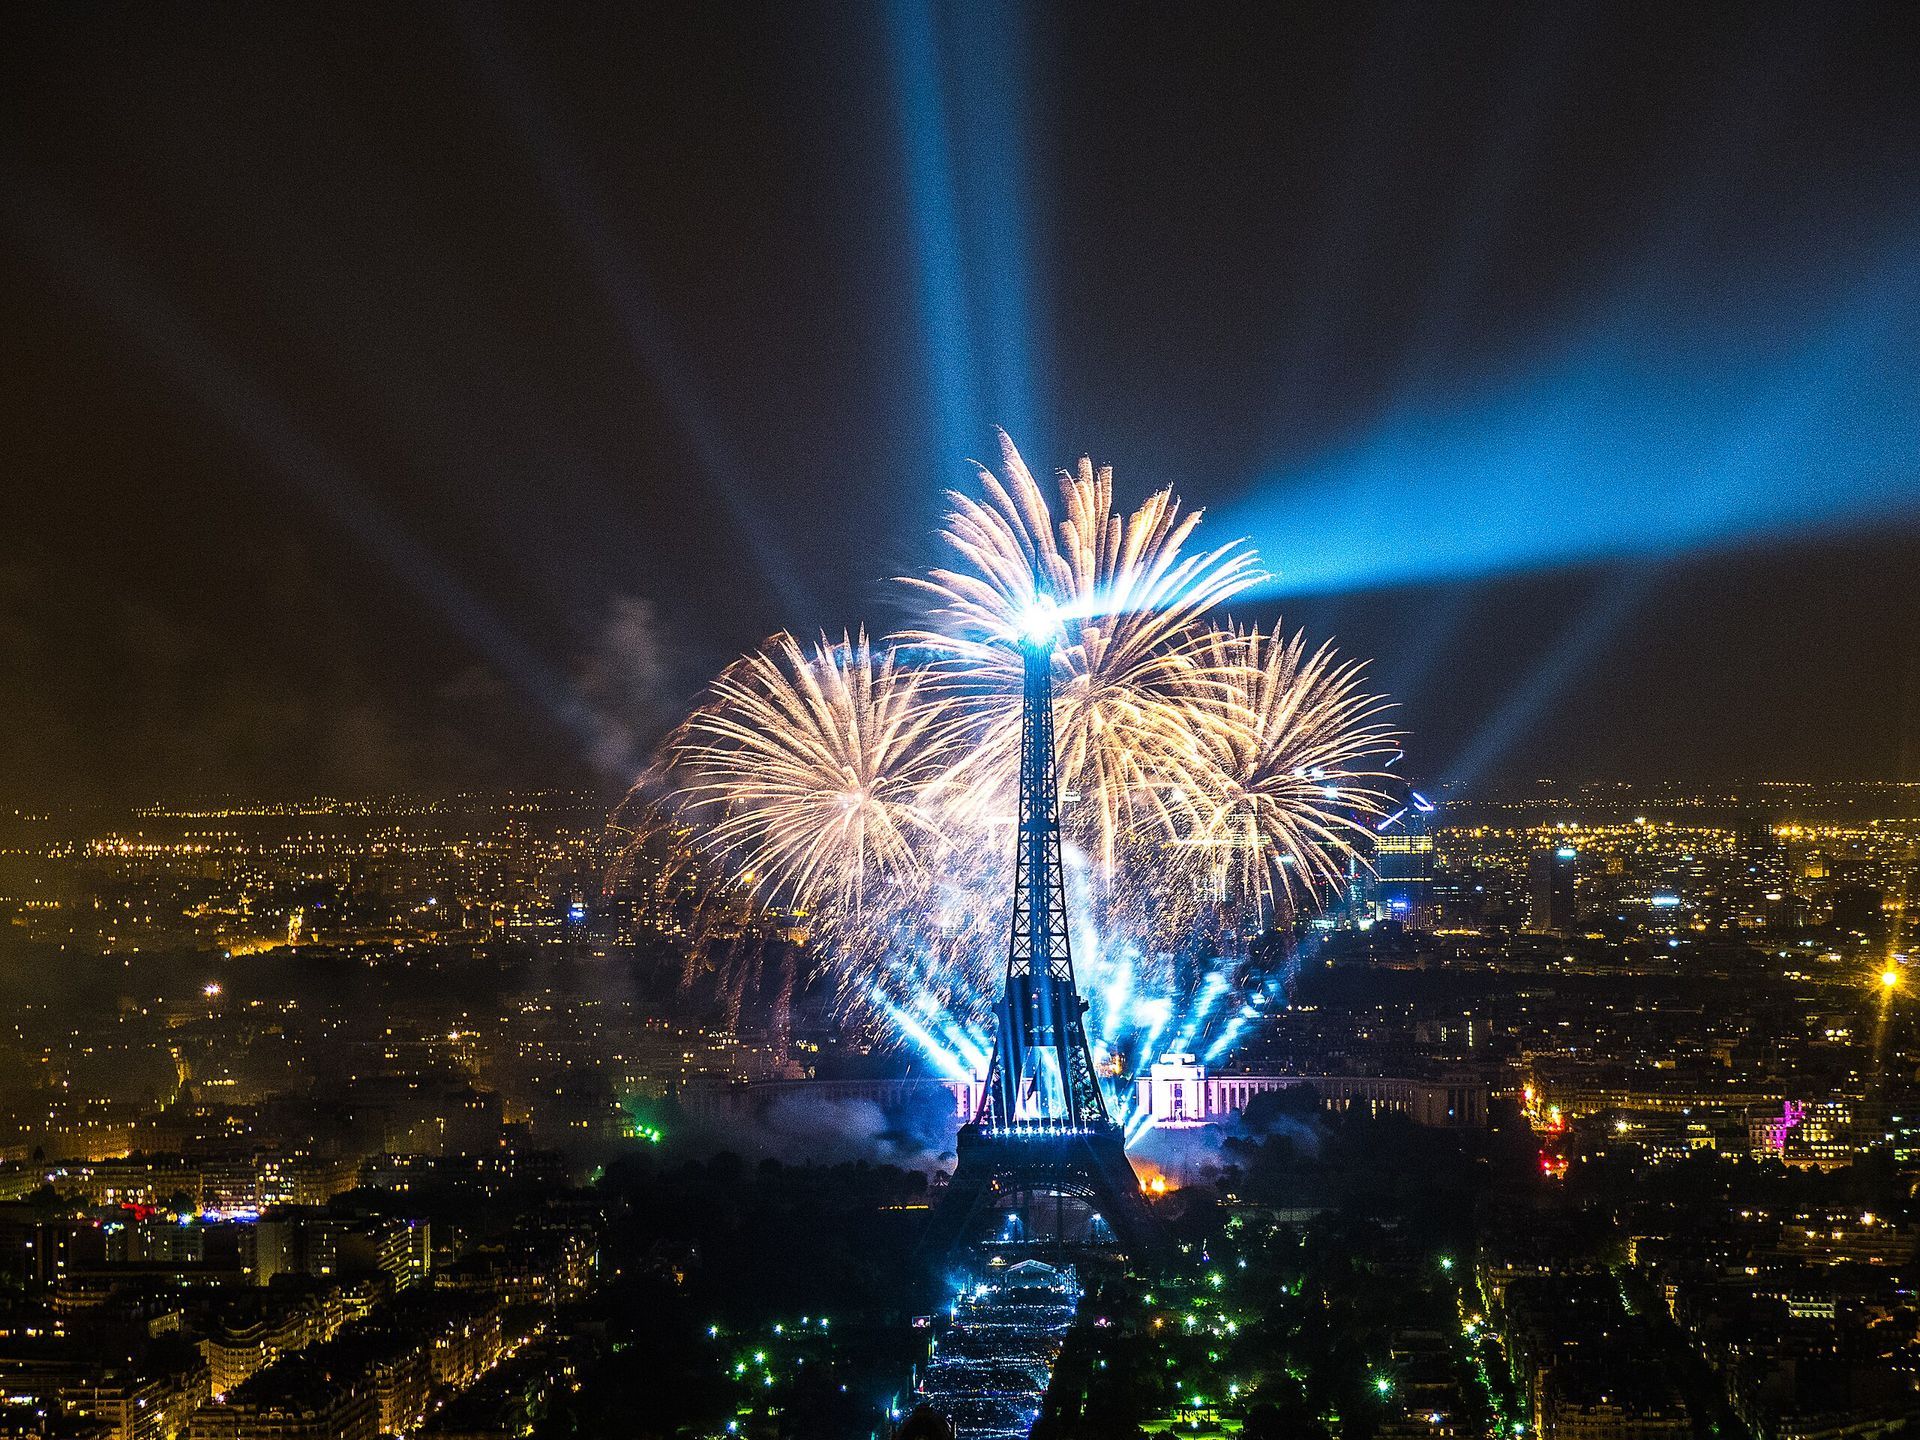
[900,431,1267,875]
[667,628,963,913]
[1186,622,1400,911]
[618,435,1405,1069]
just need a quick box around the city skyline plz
[4,7,1920,1438]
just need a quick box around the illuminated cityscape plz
[0,779,1915,1435]
[7,3,1920,1439]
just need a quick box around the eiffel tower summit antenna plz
[929,592,1165,1257]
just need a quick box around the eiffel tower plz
[929,597,1163,1258]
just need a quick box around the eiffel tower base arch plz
[927,1120,1165,1259]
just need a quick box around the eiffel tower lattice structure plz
[928,597,1164,1259]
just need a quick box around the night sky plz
[5,1,1918,806]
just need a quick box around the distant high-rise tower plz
[928,598,1163,1258]
[1371,791,1437,926]
[1528,846,1578,934]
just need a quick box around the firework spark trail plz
[620,435,1400,1083]
[603,791,769,1002]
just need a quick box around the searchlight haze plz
[1225,230,1920,597]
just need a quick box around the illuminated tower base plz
[930,1120,1162,1257]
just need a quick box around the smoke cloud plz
[677,1088,962,1170]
